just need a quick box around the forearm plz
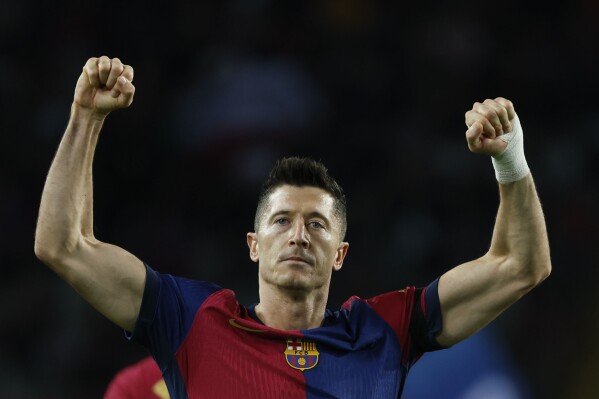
[35,105,105,262]
[489,174,551,285]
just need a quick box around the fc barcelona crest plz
[284,338,320,371]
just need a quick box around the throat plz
[254,295,326,331]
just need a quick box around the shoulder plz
[341,287,417,312]
[144,265,227,311]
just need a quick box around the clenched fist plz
[465,97,516,157]
[73,56,135,117]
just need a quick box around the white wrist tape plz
[491,113,530,183]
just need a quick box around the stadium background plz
[1,1,597,397]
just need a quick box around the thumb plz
[113,76,135,107]
[466,122,509,156]
[73,70,95,107]
[465,122,483,152]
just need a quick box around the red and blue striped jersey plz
[130,265,445,398]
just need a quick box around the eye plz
[275,218,288,225]
[309,221,324,229]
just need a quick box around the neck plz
[255,284,329,331]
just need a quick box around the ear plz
[247,232,259,263]
[332,242,349,272]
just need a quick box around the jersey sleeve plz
[127,264,222,371]
[361,278,445,366]
[408,279,445,353]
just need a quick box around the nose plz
[288,221,310,248]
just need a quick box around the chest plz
[173,303,406,399]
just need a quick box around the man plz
[35,56,551,398]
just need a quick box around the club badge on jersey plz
[285,338,320,371]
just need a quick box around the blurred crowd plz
[1,1,597,398]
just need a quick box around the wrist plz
[71,103,109,123]
[68,104,107,136]
[491,114,530,183]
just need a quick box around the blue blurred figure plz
[403,328,529,399]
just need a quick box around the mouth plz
[282,255,313,266]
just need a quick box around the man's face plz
[247,185,349,293]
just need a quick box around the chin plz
[268,271,314,291]
[260,265,323,291]
[278,275,312,290]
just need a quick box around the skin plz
[35,56,145,331]
[35,56,551,347]
[434,98,551,345]
[247,185,349,330]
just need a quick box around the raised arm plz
[34,56,145,331]
[435,98,551,347]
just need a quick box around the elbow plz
[534,258,552,285]
[501,253,551,293]
[34,230,80,267]
[521,257,552,290]
[34,236,62,266]
[34,236,82,283]
[530,246,552,286]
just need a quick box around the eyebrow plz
[269,210,331,225]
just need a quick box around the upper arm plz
[51,236,146,332]
[435,253,537,347]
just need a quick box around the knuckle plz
[123,66,134,79]
[98,56,110,68]
[482,118,494,129]
[496,97,513,108]
[480,107,494,119]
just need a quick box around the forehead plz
[266,185,335,217]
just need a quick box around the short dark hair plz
[254,157,347,240]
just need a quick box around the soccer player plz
[35,56,551,398]
[104,356,169,399]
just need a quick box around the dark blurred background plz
[1,0,598,398]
